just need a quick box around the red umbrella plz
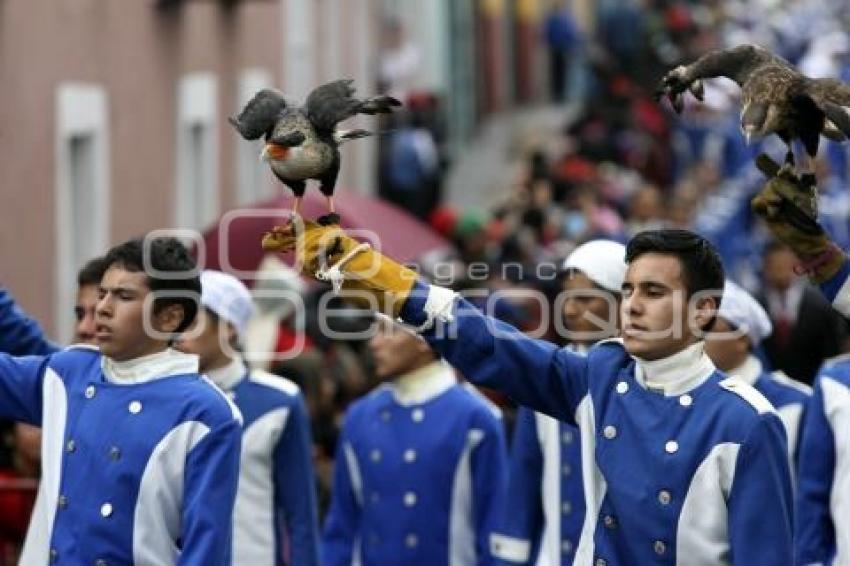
[201,190,451,284]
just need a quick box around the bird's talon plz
[317,213,341,226]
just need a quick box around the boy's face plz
[175,309,233,373]
[561,271,619,344]
[621,253,715,360]
[95,265,178,361]
[703,317,750,373]
[368,320,434,381]
[74,283,99,344]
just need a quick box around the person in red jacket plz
[0,421,39,565]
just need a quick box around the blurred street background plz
[3,1,850,557]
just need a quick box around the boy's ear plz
[692,294,718,335]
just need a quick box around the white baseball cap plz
[717,279,772,346]
[200,270,255,342]
[562,240,627,292]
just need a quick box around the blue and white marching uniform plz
[321,360,508,565]
[727,355,811,480]
[400,282,794,565]
[206,357,320,566]
[0,346,243,565]
[492,345,589,566]
[492,407,584,565]
[796,354,850,564]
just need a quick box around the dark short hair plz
[77,256,109,288]
[625,229,724,329]
[101,237,201,334]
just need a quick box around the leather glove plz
[261,218,419,317]
[751,153,845,283]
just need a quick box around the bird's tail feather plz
[334,128,397,144]
[334,129,372,143]
[357,95,402,115]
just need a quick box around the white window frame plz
[282,0,315,101]
[321,0,343,82]
[175,72,219,232]
[351,0,376,194]
[235,68,274,206]
[55,83,110,345]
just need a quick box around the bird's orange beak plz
[261,143,289,162]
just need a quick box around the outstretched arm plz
[0,287,58,356]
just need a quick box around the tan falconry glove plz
[751,153,845,283]
[261,219,419,317]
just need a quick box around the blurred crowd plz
[4,0,850,562]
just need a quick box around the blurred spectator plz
[377,19,421,101]
[380,108,441,220]
[543,5,581,102]
[758,242,847,385]
[625,184,665,236]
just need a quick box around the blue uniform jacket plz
[795,355,850,564]
[400,281,794,565]
[322,363,508,565]
[220,364,320,565]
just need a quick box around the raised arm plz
[400,281,590,423]
[0,287,58,356]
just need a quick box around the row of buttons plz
[369,449,418,463]
[369,491,419,507]
[53,384,132,563]
[594,541,667,562]
[85,385,144,414]
[367,533,421,548]
[66,441,121,460]
[602,425,679,454]
[615,380,693,407]
[380,408,425,422]
[51,550,110,565]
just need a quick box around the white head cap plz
[200,270,255,342]
[563,240,627,292]
[717,279,772,346]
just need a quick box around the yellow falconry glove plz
[751,153,845,283]
[261,218,419,317]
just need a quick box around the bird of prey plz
[656,44,850,173]
[230,80,400,222]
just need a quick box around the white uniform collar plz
[727,354,763,387]
[634,341,716,396]
[204,355,247,391]
[101,348,199,384]
[391,360,457,406]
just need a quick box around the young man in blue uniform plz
[73,255,109,345]
[266,219,794,565]
[322,316,508,565]
[176,269,320,565]
[0,236,242,564]
[491,240,626,565]
[704,279,811,480]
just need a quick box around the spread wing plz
[305,80,362,133]
[229,89,288,140]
